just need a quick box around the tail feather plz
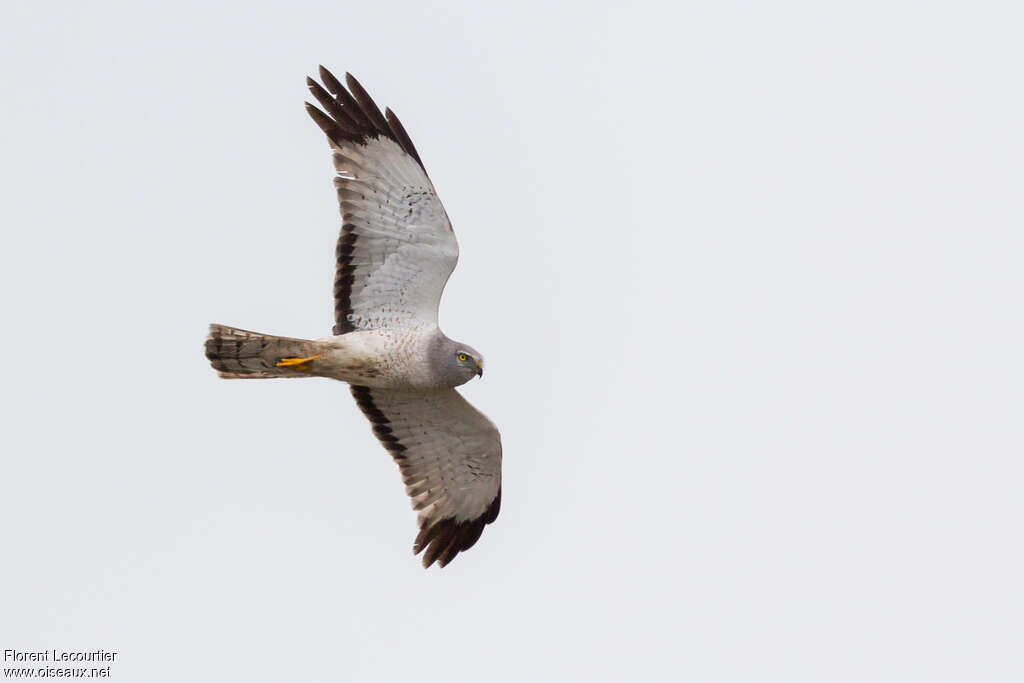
[205,324,321,379]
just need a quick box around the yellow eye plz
[457,353,469,362]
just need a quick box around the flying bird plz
[204,67,501,568]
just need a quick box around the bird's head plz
[454,346,484,382]
[431,335,485,387]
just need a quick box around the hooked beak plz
[475,362,483,378]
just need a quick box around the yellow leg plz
[275,354,324,370]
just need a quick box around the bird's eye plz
[457,353,469,362]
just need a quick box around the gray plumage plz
[205,68,501,568]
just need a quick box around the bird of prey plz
[204,67,501,568]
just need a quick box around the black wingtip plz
[305,102,340,144]
[385,107,423,166]
[308,68,430,170]
[318,65,344,95]
[414,490,502,569]
[343,72,390,135]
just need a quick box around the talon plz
[275,354,324,369]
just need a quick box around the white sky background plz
[1,1,1021,680]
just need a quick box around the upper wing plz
[351,386,502,568]
[306,67,458,334]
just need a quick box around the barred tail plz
[205,324,322,379]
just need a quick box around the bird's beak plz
[475,362,483,378]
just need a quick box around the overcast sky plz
[2,1,1022,681]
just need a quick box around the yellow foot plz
[275,354,324,370]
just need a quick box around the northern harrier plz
[205,67,501,568]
